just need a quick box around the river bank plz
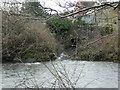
[2,52,118,63]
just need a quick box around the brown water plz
[2,60,118,88]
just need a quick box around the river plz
[2,59,118,88]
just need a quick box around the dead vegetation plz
[72,31,118,61]
[2,13,58,62]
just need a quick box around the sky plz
[40,0,79,13]
[39,0,119,12]
[0,0,119,13]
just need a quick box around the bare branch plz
[60,2,118,18]
[55,0,75,13]
[79,33,117,49]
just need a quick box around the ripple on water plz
[2,61,118,88]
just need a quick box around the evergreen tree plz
[22,0,49,18]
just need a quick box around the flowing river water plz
[2,58,118,88]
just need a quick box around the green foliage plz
[99,24,114,36]
[73,19,86,26]
[73,49,118,61]
[22,48,56,62]
[46,17,74,37]
[22,1,49,18]
[90,50,107,61]
[72,15,87,26]
[80,52,91,60]
[91,50,118,61]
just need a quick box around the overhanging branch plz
[60,2,118,18]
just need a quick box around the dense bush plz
[46,17,74,37]
[2,14,57,62]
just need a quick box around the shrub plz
[2,14,57,62]
[46,17,74,37]
[73,19,86,26]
